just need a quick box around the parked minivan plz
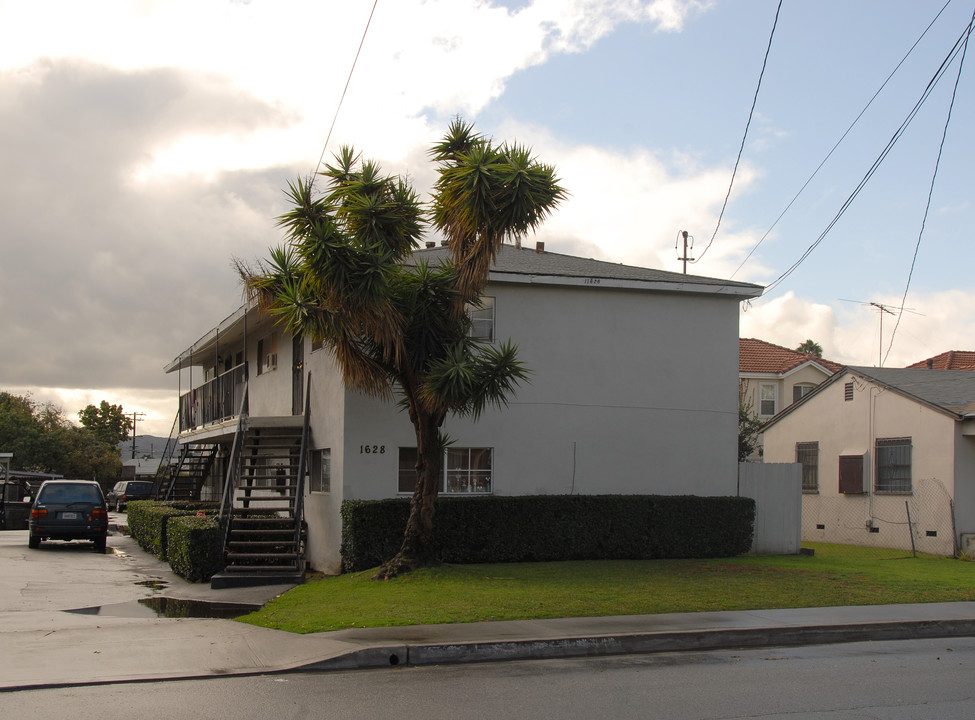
[29,480,109,552]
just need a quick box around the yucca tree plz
[240,120,565,578]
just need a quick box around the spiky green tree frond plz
[242,120,563,578]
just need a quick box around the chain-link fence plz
[800,476,957,557]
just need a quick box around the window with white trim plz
[397,447,493,494]
[466,296,495,341]
[876,437,912,493]
[759,383,777,417]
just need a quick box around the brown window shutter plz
[839,455,865,494]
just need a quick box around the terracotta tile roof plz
[905,351,975,371]
[739,338,843,375]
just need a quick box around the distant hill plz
[116,435,173,460]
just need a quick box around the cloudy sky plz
[2,0,973,436]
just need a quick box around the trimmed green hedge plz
[126,501,218,562]
[167,515,224,583]
[341,495,755,573]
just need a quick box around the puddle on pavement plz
[134,579,168,590]
[65,597,262,619]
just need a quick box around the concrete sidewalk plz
[3,523,975,691]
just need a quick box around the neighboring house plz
[738,338,841,457]
[165,243,762,575]
[121,456,161,481]
[906,351,975,371]
[762,366,975,556]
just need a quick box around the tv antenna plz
[838,299,924,367]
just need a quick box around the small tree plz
[796,339,823,357]
[79,401,133,446]
[240,120,565,578]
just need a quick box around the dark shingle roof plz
[409,244,762,296]
[847,366,975,415]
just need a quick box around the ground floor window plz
[398,447,493,494]
[796,441,819,492]
[876,437,912,493]
[310,448,331,493]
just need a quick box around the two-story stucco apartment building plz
[164,243,762,575]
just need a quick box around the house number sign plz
[360,445,386,454]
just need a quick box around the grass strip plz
[237,543,975,634]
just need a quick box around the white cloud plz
[740,289,975,368]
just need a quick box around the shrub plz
[125,501,199,561]
[167,515,224,582]
[341,495,755,573]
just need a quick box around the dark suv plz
[106,480,156,511]
[29,480,109,552]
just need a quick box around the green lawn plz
[237,544,975,634]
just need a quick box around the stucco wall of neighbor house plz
[741,364,833,419]
[338,280,741,506]
[953,432,975,542]
[763,372,958,555]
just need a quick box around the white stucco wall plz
[763,372,959,555]
[339,280,741,500]
[239,278,746,572]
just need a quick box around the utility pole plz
[130,411,147,460]
[676,230,694,274]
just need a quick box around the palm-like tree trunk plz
[373,406,445,579]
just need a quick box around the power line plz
[883,3,975,365]
[763,14,975,296]
[310,0,379,186]
[693,0,782,265]
[730,0,954,280]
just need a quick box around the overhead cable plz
[730,0,954,280]
[763,14,975,296]
[310,0,379,186]
[883,3,975,365]
[694,0,783,264]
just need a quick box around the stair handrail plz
[155,412,180,498]
[218,382,249,553]
[292,374,312,566]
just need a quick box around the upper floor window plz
[876,437,912,493]
[792,384,815,403]
[796,441,819,493]
[257,333,278,375]
[759,383,777,417]
[467,296,495,341]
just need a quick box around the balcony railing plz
[179,363,247,432]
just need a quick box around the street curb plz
[297,618,975,672]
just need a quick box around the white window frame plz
[397,447,493,495]
[466,296,495,342]
[759,382,778,418]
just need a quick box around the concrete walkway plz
[2,521,975,691]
